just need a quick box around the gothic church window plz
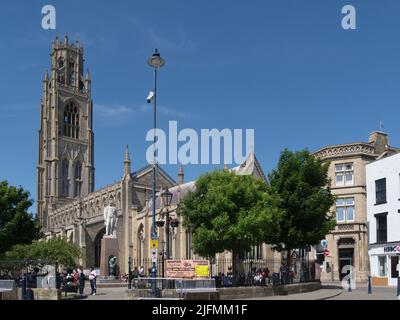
[185,230,192,259]
[68,61,76,86]
[63,102,79,139]
[74,161,82,197]
[57,58,65,84]
[61,159,69,197]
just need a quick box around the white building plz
[366,153,400,286]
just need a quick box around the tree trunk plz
[209,256,212,278]
[286,250,291,268]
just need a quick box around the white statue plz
[104,200,119,237]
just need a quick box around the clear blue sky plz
[1,1,400,212]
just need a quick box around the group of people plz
[252,268,270,285]
[60,266,97,296]
[217,264,298,287]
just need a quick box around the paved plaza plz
[249,284,398,300]
[76,282,399,300]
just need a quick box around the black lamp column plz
[147,49,165,298]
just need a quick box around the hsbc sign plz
[384,245,400,253]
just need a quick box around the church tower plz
[37,36,95,230]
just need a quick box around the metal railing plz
[127,257,316,287]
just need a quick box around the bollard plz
[397,277,400,300]
[150,264,157,298]
[368,276,372,294]
[348,277,352,292]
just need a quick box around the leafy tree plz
[0,181,42,255]
[178,170,275,276]
[5,237,82,267]
[266,149,336,267]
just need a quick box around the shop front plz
[369,243,400,286]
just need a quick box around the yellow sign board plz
[150,239,158,249]
[195,265,209,277]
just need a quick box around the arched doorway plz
[94,228,106,268]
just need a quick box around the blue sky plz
[1,1,400,212]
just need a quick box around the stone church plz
[37,37,273,274]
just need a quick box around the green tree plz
[0,181,42,255]
[178,170,275,276]
[266,149,336,267]
[5,237,82,267]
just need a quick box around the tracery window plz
[61,159,69,197]
[63,102,79,139]
[74,161,82,197]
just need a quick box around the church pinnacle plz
[124,145,131,176]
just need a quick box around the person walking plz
[72,269,79,292]
[89,268,97,296]
[78,266,85,296]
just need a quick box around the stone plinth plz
[32,288,61,300]
[100,236,119,277]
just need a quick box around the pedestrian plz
[73,268,79,291]
[265,267,270,285]
[133,267,139,278]
[139,266,144,277]
[88,267,97,296]
[280,263,286,285]
[78,266,85,295]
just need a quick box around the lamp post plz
[147,49,165,298]
[128,257,132,289]
[161,240,166,278]
[161,188,173,261]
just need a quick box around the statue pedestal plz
[100,236,118,277]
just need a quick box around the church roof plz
[132,163,176,186]
[144,152,266,212]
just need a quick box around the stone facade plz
[312,132,399,282]
[37,35,95,230]
[38,38,275,275]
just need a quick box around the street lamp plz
[147,48,165,241]
[161,188,173,207]
[147,48,165,298]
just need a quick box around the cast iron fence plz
[127,257,316,287]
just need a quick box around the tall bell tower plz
[37,36,95,230]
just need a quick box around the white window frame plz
[335,163,354,186]
[336,197,355,223]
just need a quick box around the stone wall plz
[125,281,321,300]
[32,288,62,300]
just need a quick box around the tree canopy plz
[178,170,275,265]
[4,237,82,267]
[265,149,336,265]
[0,181,42,255]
